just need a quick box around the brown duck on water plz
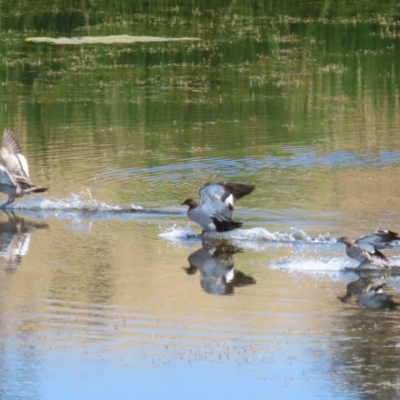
[337,230,400,269]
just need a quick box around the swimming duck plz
[0,129,48,207]
[181,182,255,233]
[337,230,400,269]
[338,278,397,309]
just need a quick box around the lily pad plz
[26,34,201,45]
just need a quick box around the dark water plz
[1,1,400,399]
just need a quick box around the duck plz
[181,182,255,233]
[0,129,48,207]
[338,278,397,309]
[337,230,400,269]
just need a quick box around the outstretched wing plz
[2,129,23,154]
[199,182,255,216]
[198,183,233,221]
[0,165,18,187]
[356,230,400,252]
[215,182,255,202]
[1,129,30,180]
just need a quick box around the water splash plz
[271,256,355,271]
[2,189,150,223]
[131,204,144,210]
[159,225,334,245]
[270,256,360,280]
[211,227,333,243]
[11,189,121,211]
[9,189,178,217]
[159,224,200,242]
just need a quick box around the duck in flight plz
[0,129,48,207]
[181,182,255,233]
[337,230,400,269]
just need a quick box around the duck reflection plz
[185,242,256,295]
[0,211,48,272]
[338,274,398,310]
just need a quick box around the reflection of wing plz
[188,245,226,275]
[2,233,30,271]
[338,277,398,309]
[356,230,400,252]
[186,243,254,295]
[0,211,48,272]
[187,244,236,294]
[1,129,30,180]
[188,243,240,277]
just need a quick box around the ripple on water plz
[92,149,400,188]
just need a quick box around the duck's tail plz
[23,185,48,194]
[212,218,242,232]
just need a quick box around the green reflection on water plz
[0,1,398,144]
[0,0,399,207]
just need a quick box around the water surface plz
[1,1,400,399]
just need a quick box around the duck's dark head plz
[181,198,198,210]
[337,236,355,248]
